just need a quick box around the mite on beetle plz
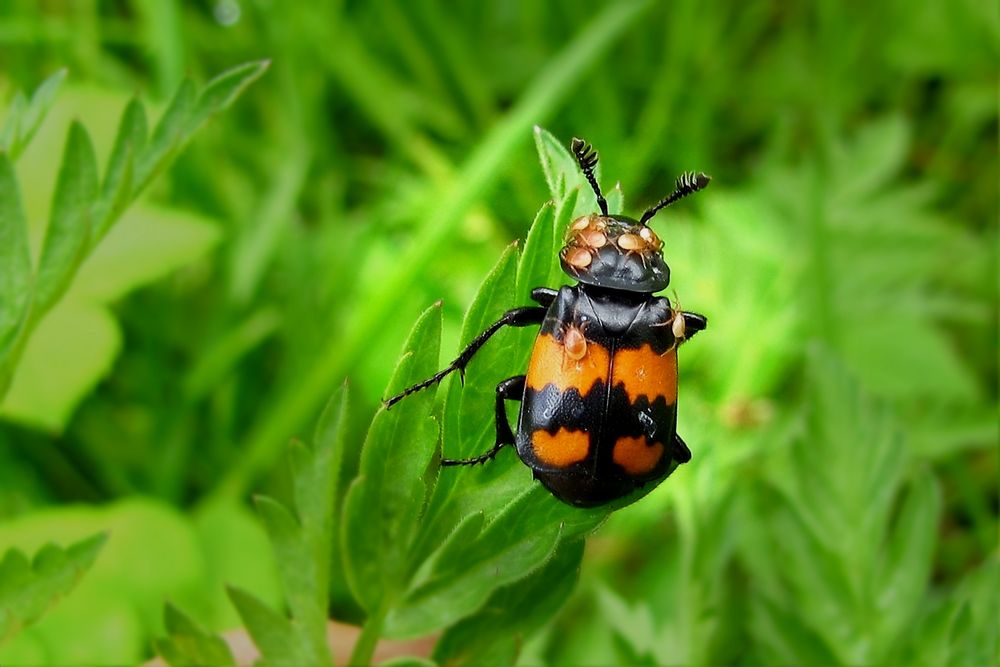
[386,138,710,507]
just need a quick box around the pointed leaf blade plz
[35,121,99,312]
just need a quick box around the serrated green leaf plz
[0,532,106,644]
[0,154,31,359]
[35,121,99,312]
[341,305,442,612]
[433,538,584,665]
[227,586,314,666]
[386,489,600,638]
[156,603,235,667]
[745,348,949,665]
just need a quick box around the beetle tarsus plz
[441,376,524,466]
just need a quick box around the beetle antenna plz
[639,171,711,225]
[571,138,609,216]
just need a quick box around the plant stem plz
[348,601,390,666]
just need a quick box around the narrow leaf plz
[134,79,195,192]
[135,60,269,195]
[0,154,32,357]
[227,586,314,666]
[35,121,99,312]
[93,97,148,242]
[1,69,66,160]
[533,125,578,200]
[515,202,557,304]
[189,59,271,130]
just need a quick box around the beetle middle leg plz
[442,376,525,466]
[384,306,545,408]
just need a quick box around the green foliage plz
[0,1,996,664]
[0,61,268,418]
[0,533,105,644]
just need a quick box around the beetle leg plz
[384,307,544,408]
[681,311,707,341]
[531,287,558,308]
[673,433,693,464]
[442,376,525,466]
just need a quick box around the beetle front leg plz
[384,307,544,408]
[442,376,525,466]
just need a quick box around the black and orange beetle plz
[386,138,709,507]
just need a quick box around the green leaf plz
[135,60,269,194]
[533,126,607,218]
[155,604,235,667]
[92,97,147,242]
[341,304,442,612]
[295,388,349,618]
[745,348,944,665]
[0,154,31,358]
[533,125,581,201]
[515,202,557,305]
[878,469,942,644]
[189,60,271,130]
[386,489,603,638]
[227,586,313,666]
[0,533,106,644]
[134,79,194,192]
[0,300,121,432]
[0,69,66,161]
[35,121,99,312]
[2,205,218,431]
[69,204,220,303]
[432,538,585,665]
[254,496,318,628]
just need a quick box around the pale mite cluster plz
[562,215,686,351]
[560,215,665,271]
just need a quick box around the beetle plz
[385,138,709,507]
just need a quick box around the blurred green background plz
[0,0,996,664]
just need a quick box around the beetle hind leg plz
[442,376,525,467]
[673,433,693,463]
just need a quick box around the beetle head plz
[563,138,709,293]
